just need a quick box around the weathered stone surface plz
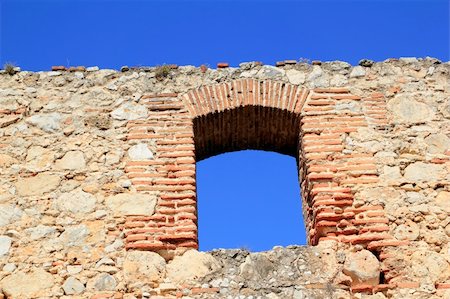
[424,133,450,154]
[388,96,433,124]
[349,66,366,78]
[408,250,450,282]
[124,251,166,283]
[404,162,445,182]
[286,69,306,85]
[58,225,89,247]
[343,250,380,286]
[0,153,17,167]
[26,113,62,132]
[62,276,85,295]
[55,150,86,170]
[128,143,154,160]
[54,188,96,214]
[25,145,55,171]
[0,269,54,298]
[394,220,420,240]
[25,225,57,240]
[0,204,22,226]
[435,191,450,212]
[0,236,12,256]
[92,273,116,291]
[111,102,148,121]
[105,193,157,216]
[166,250,220,283]
[15,172,61,196]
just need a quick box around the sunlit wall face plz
[196,150,306,252]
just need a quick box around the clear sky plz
[1,0,448,251]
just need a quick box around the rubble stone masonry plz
[0,58,449,298]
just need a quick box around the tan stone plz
[343,250,380,286]
[408,250,450,283]
[424,133,450,154]
[0,269,54,298]
[123,251,166,283]
[394,220,420,240]
[166,250,220,283]
[55,150,86,170]
[0,154,17,168]
[388,96,433,124]
[403,162,445,182]
[15,172,61,196]
[105,193,157,216]
[435,191,450,213]
[25,145,55,171]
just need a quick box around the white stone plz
[0,204,22,226]
[54,189,96,214]
[0,269,54,298]
[25,145,55,171]
[0,236,12,256]
[343,250,380,286]
[3,263,16,272]
[58,225,90,247]
[349,66,366,78]
[381,166,402,185]
[25,225,57,240]
[128,143,154,160]
[67,265,83,275]
[26,113,62,132]
[86,66,99,72]
[63,276,85,295]
[124,251,166,283]
[286,69,306,85]
[55,150,86,170]
[394,220,420,240]
[404,162,445,182]
[111,102,148,121]
[166,250,220,283]
[15,172,61,196]
[105,193,157,216]
[388,96,433,124]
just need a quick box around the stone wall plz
[0,58,449,298]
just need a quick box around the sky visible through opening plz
[197,150,305,252]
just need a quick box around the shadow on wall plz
[196,150,307,252]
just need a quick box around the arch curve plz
[182,79,309,161]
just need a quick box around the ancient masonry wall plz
[0,58,449,299]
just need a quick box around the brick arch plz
[181,79,308,160]
[124,79,395,252]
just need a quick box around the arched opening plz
[193,104,307,251]
[196,150,306,251]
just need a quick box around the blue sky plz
[1,0,448,251]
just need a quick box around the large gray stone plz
[256,65,285,79]
[404,162,445,182]
[111,102,148,121]
[166,250,220,283]
[105,193,157,216]
[124,251,166,283]
[0,236,12,256]
[424,133,450,154]
[343,250,380,286]
[55,150,86,170]
[93,273,116,291]
[0,204,23,227]
[54,189,96,214]
[388,96,433,124]
[58,225,90,247]
[128,143,154,160]
[15,172,61,196]
[26,113,62,132]
[62,276,85,295]
[25,225,57,240]
[0,269,54,298]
